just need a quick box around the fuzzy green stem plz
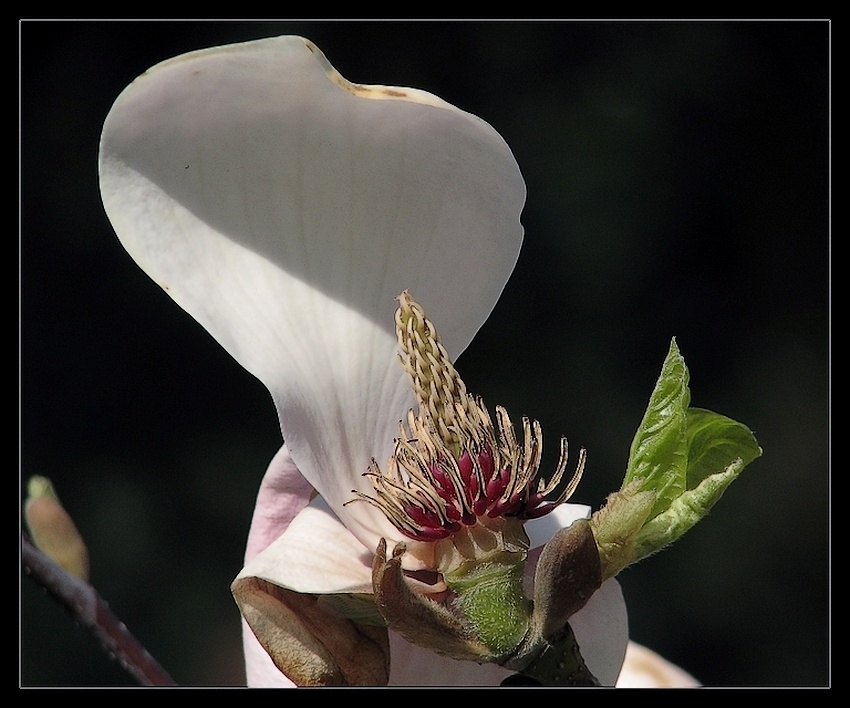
[445,559,531,658]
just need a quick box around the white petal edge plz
[237,495,374,595]
[571,578,629,686]
[99,35,526,553]
[526,502,592,549]
[616,642,701,688]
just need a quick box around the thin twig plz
[21,533,178,687]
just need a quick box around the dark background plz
[20,20,829,687]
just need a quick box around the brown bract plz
[371,538,492,663]
[532,518,602,643]
[232,576,390,686]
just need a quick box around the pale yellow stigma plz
[395,289,475,454]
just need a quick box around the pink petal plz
[244,445,315,563]
[241,445,312,687]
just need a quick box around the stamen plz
[347,290,587,544]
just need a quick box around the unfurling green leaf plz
[685,407,762,490]
[628,408,762,562]
[590,338,761,573]
[631,457,748,563]
[623,338,690,519]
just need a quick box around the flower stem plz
[517,623,601,686]
[22,533,177,686]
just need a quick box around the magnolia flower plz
[99,34,693,687]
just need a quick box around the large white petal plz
[99,35,525,551]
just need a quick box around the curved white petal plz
[571,578,629,686]
[99,35,525,552]
[616,642,700,687]
[238,495,374,595]
[240,444,314,687]
[525,502,592,549]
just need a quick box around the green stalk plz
[444,559,531,658]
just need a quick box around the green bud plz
[24,475,90,581]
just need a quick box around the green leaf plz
[596,338,763,569]
[685,407,762,490]
[626,388,761,564]
[631,456,752,564]
[623,338,690,518]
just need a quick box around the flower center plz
[348,291,586,545]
